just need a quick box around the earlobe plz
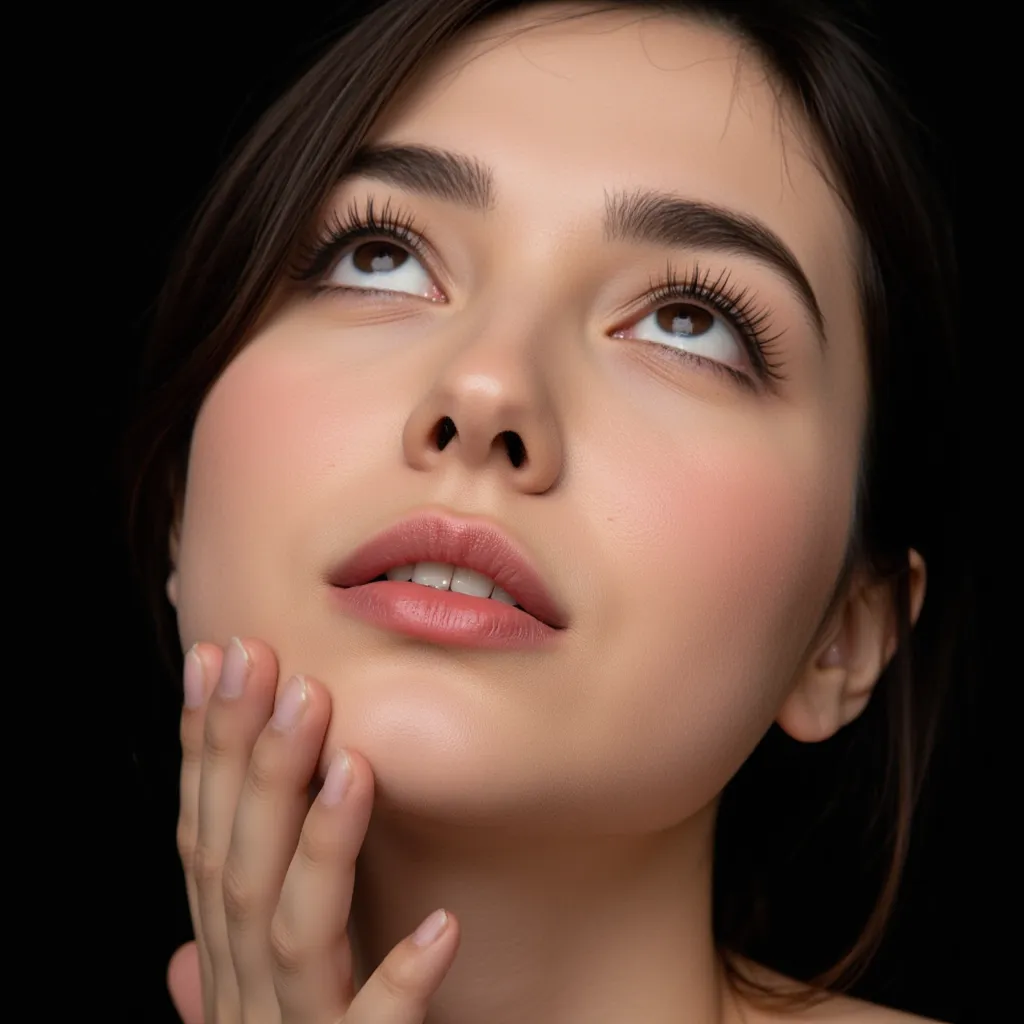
[776,549,927,744]
[908,548,927,621]
[166,571,179,608]
[775,645,848,743]
[167,519,181,609]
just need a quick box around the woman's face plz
[171,6,866,831]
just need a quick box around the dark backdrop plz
[69,4,987,1021]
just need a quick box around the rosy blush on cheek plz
[560,408,855,825]
[174,340,342,643]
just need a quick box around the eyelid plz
[607,263,785,387]
[610,301,749,385]
[292,195,453,296]
[612,286,742,354]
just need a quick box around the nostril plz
[434,416,457,451]
[502,430,526,468]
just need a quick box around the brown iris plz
[352,241,410,274]
[656,303,713,337]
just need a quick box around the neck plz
[350,802,740,1024]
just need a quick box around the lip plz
[327,511,568,647]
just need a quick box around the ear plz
[776,549,926,743]
[166,519,181,609]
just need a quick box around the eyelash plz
[640,263,785,388]
[291,196,433,286]
[291,197,785,389]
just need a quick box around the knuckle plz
[295,818,341,869]
[180,724,203,760]
[269,915,306,978]
[220,858,255,927]
[202,713,237,764]
[376,951,424,1002]
[244,746,278,801]
[176,820,197,872]
[191,842,225,890]
[180,706,205,752]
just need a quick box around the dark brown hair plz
[125,0,962,1006]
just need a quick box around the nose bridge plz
[401,295,567,493]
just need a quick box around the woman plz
[127,1,963,1020]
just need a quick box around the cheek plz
[172,336,390,646]
[567,403,856,825]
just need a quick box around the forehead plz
[371,4,858,327]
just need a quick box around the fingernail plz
[217,637,250,699]
[319,750,352,806]
[183,645,205,708]
[412,909,449,947]
[271,675,308,731]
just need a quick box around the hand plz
[167,638,460,1023]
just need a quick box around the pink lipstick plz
[328,511,567,649]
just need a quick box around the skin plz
[166,6,929,1022]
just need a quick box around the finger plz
[178,642,223,1021]
[269,748,376,1022]
[344,909,460,1024]
[167,941,205,1024]
[195,637,279,1021]
[224,674,331,1020]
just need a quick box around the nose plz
[402,336,565,494]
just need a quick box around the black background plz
[58,3,992,1021]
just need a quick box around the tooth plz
[490,585,516,605]
[411,562,455,590]
[450,566,496,598]
[386,564,415,581]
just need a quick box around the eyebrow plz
[604,191,825,344]
[347,144,495,210]
[345,144,825,344]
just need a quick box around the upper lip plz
[328,510,568,629]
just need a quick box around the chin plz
[314,663,525,818]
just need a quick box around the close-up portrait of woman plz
[101,1,982,1021]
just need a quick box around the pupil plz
[354,242,407,274]
[657,303,711,336]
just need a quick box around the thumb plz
[167,941,205,1024]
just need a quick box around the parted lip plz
[327,511,569,629]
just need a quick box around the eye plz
[327,240,437,299]
[616,301,745,369]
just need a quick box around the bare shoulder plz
[733,961,945,1024]
[741,988,943,1024]
[784,992,943,1023]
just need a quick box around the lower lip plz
[330,581,561,649]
